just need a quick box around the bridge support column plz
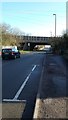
[23,42,30,51]
[23,43,28,50]
[23,43,35,51]
[30,43,36,51]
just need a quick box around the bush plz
[51,34,68,55]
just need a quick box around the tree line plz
[0,23,68,56]
[51,34,68,56]
[0,23,25,47]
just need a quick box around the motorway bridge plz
[16,35,61,50]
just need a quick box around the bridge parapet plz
[17,35,61,45]
[22,36,50,43]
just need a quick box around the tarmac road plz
[2,52,46,119]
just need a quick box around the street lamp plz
[53,14,56,37]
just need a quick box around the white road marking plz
[13,65,37,100]
[3,99,26,102]
[32,65,36,71]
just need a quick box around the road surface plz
[2,52,46,119]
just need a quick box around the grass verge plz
[19,50,32,54]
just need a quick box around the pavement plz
[33,53,67,119]
[2,100,26,119]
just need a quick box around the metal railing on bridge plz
[22,36,50,43]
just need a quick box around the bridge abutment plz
[23,42,36,51]
[23,43,29,51]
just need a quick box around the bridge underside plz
[21,42,51,51]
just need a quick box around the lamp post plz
[53,14,56,37]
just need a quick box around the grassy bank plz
[19,50,32,54]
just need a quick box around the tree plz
[0,23,25,47]
[51,33,68,55]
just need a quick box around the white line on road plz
[3,99,26,102]
[13,65,37,100]
[32,65,36,72]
